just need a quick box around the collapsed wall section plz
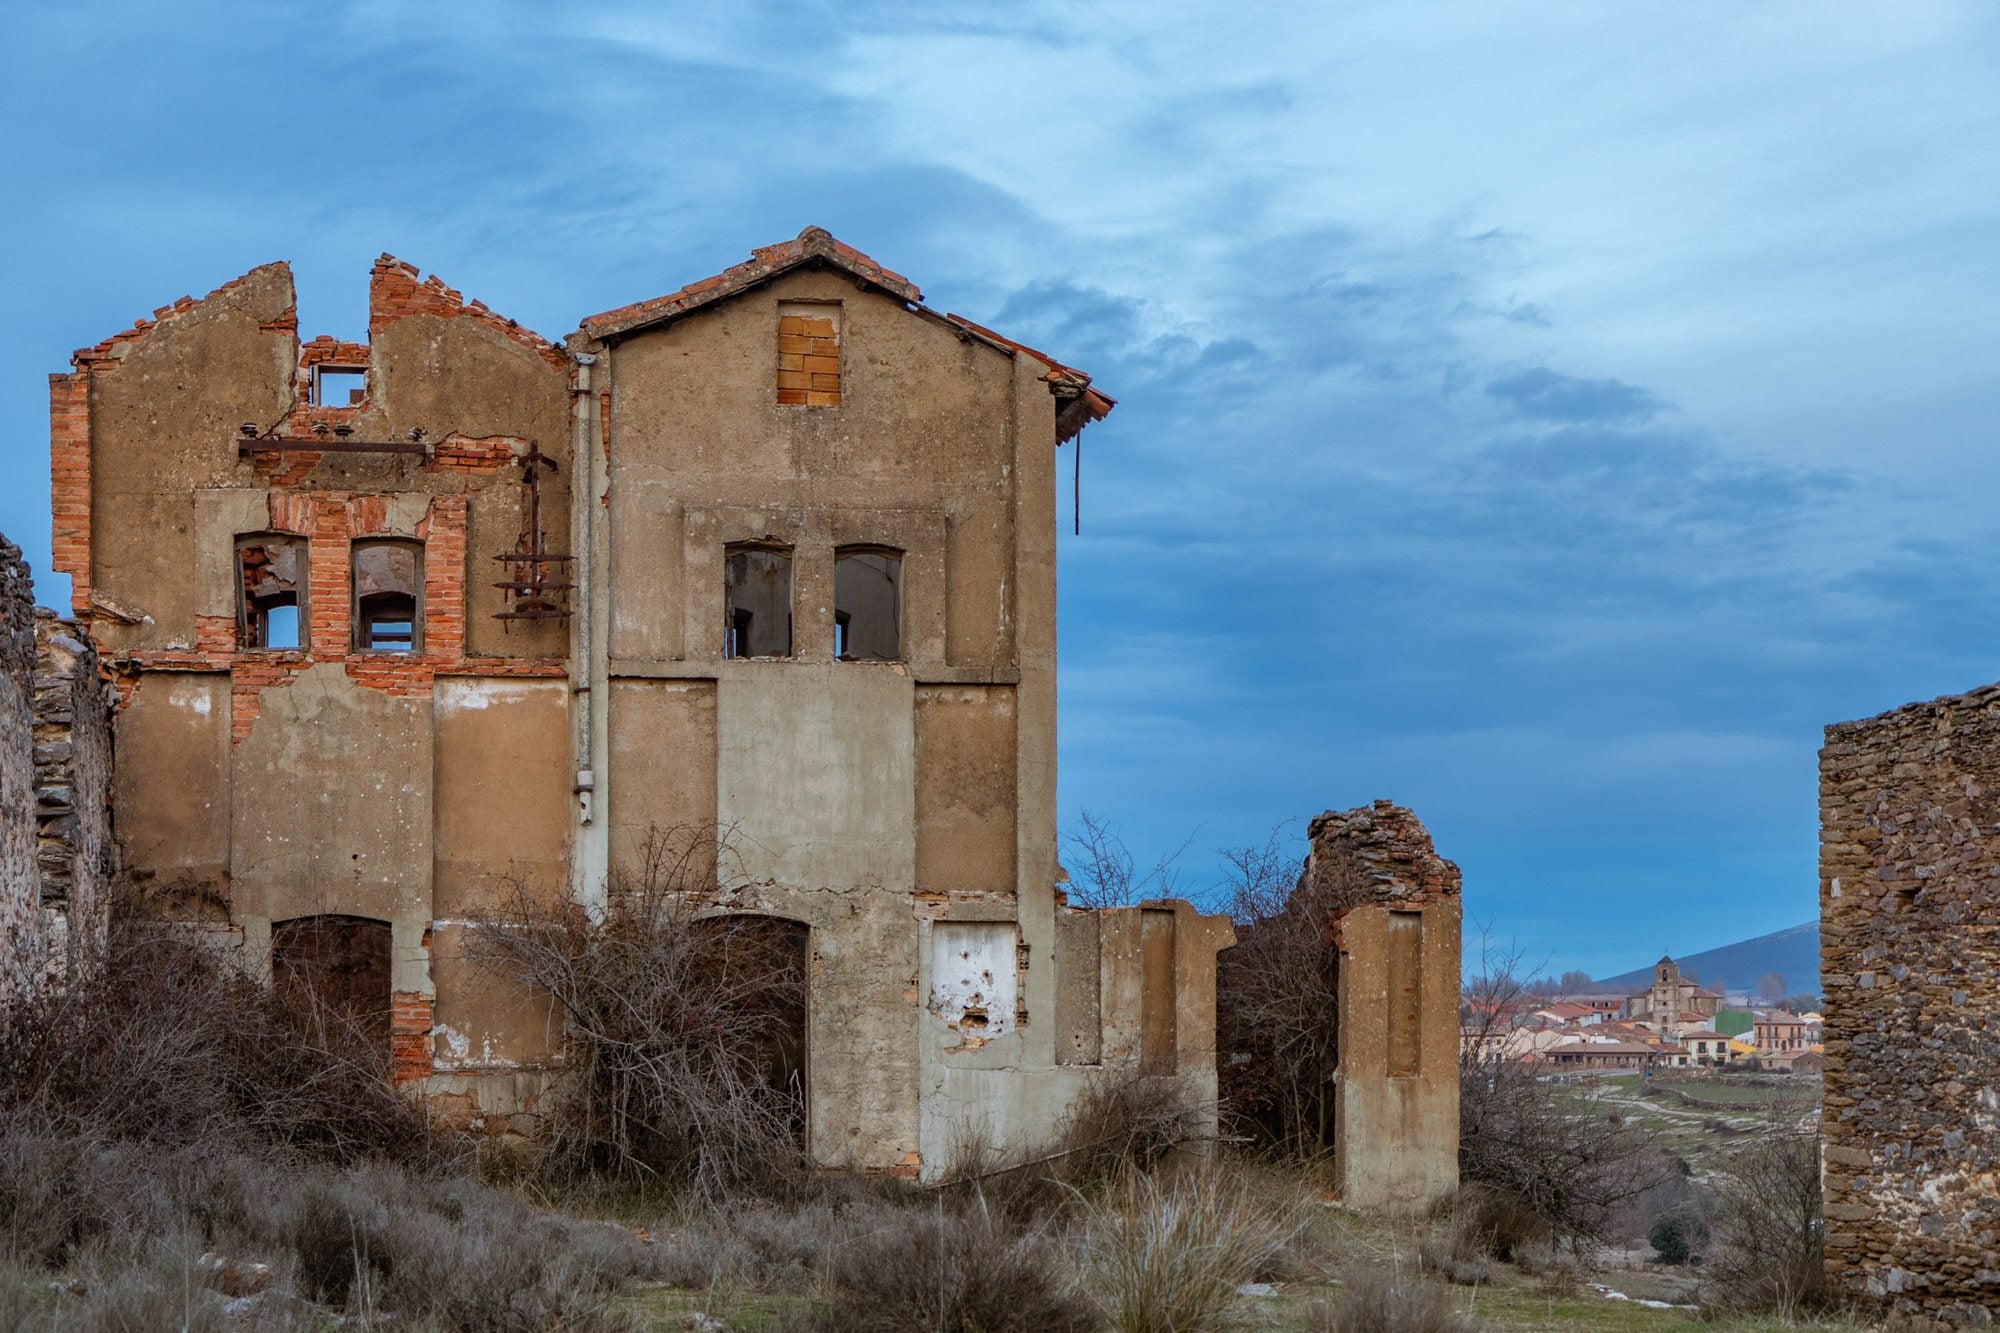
[1820,690,2000,1324]
[0,535,113,1004]
[1218,800,1461,1212]
[1309,801,1462,1212]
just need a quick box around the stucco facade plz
[52,229,1232,1176]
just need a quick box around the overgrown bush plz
[0,1128,654,1331]
[1648,1209,1705,1265]
[799,1193,1093,1333]
[1214,825,1341,1156]
[1699,1122,1833,1318]
[0,911,441,1166]
[1313,1269,1484,1333]
[1076,1169,1299,1333]
[937,1071,1214,1223]
[1457,942,1667,1249]
[472,823,813,1199]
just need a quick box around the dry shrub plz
[1076,1169,1301,1333]
[1699,1121,1833,1319]
[1510,1240,1582,1296]
[0,910,441,1167]
[938,1072,1214,1224]
[1314,1269,1484,1333]
[800,1193,1093,1333]
[1432,1182,1549,1265]
[1214,826,1340,1156]
[472,823,812,1200]
[278,1163,650,1330]
[1457,940,1667,1249]
[1417,1235,1491,1287]
[1061,1073,1210,1183]
[0,1127,654,1332]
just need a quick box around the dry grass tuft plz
[1076,1168,1301,1333]
[1312,1268,1485,1333]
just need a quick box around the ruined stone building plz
[47,228,1233,1177]
[1218,801,1461,1212]
[0,537,112,1004]
[1820,689,2000,1322]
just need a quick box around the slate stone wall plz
[1821,688,2000,1323]
[0,534,112,1003]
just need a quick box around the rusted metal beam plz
[236,438,428,455]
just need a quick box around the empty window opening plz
[236,535,305,650]
[725,544,792,658]
[777,302,840,407]
[271,914,392,1053]
[351,539,423,653]
[834,547,901,661]
[312,366,367,408]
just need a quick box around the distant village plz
[1466,956,1823,1075]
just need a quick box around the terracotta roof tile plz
[580,226,922,340]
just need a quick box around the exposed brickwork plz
[390,990,435,1085]
[110,492,559,741]
[421,434,527,475]
[777,308,841,407]
[47,373,92,617]
[1820,687,2000,1323]
[368,255,567,372]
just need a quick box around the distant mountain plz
[1591,920,1819,999]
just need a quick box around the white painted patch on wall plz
[435,677,563,713]
[168,681,214,716]
[928,921,1018,1038]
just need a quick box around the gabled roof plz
[577,226,1113,445]
[580,226,923,341]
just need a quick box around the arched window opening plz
[833,546,901,661]
[271,914,393,1054]
[724,544,792,659]
[351,539,423,653]
[236,535,305,650]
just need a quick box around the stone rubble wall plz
[1820,688,2000,1324]
[1,538,38,1002]
[0,533,112,1003]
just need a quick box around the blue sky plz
[4,3,1997,977]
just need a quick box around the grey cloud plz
[1486,368,1667,423]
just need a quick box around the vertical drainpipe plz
[569,350,609,919]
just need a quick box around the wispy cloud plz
[1,1,1997,974]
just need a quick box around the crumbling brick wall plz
[1820,689,2000,1323]
[0,535,113,1002]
